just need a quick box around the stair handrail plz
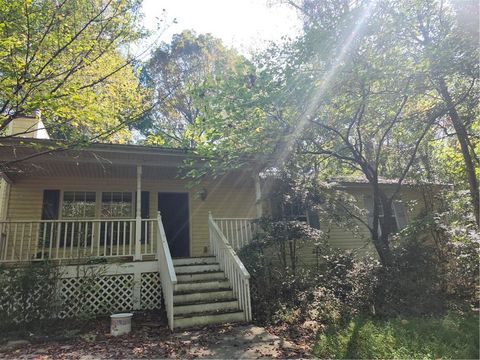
[208,212,252,322]
[156,211,177,330]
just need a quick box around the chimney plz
[6,111,50,139]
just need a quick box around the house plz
[0,117,431,329]
[0,117,261,329]
[259,174,432,266]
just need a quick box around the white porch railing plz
[209,213,252,322]
[213,217,257,251]
[0,219,156,262]
[156,211,177,330]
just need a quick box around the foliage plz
[64,264,110,319]
[186,0,479,263]
[0,0,150,147]
[0,262,60,329]
[314,312,479,360]
[374,238,446,316]
[140,30,247,147]
[238,218,376,326]
[370,188,479,317]
[241,188,478,331]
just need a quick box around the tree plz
[186,0,476,265]
[390,0,479,225]
[0,0,150,148]
[140,30,246,147]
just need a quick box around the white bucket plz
[110,313,133,336]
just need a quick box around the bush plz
[239,218,378,327]
[372,193,480,316]
[241,188,479,331]
[374,238,446,316]
[0,262,61,330]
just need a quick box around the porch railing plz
[209,213,252,322]
[156,211,177,330]
[0,218,156,262]
[212,217,257,251]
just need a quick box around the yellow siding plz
[322,187,426,257]
[0,179,10,220]
[7,117,37,137]
[5,172,256,259]
[277,187,428,266]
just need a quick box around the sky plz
[141,0,302,56]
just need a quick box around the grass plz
[313,311,479,359]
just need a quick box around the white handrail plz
[0,218,156,262]
[156,211,177,330]
[212,217,257,251]
[209,212,252,322]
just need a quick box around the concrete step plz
[174,309,245,329]
[173,289,234,304]
[176,271,225,282]
[174,263,220,274]
[173,257,217,266]
[173,299,239,316]
[175,279,231,292]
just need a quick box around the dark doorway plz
[157,192,190,257]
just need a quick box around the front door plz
[157,192,190,257]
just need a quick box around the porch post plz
[254,174,263,218]
[134,165,142,260]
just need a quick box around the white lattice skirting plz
[59,261,162,318]
[0,261,162,322]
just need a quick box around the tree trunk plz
[437,78,480,226]
[370,183,393,266]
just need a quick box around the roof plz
[0,137,256,182]
[325,176,450,187]
[0,137,196,181]
[0,137,193,155]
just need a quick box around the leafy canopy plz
[0,0,150,143]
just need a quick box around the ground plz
[313,312,479,359]
[0,313,308,359]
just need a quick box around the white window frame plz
[100,191,134,219]
[61,191,97,219]
[364,196,408,234]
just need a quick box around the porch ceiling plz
[0,138,190,181]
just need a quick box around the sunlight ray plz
[273,0,378,168]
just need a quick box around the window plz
[101,192,133,218]
[100,192,133,246]
[280,198,320,229]
[62,191,96,218]
[282,199,307,222]
[59,191,95,248]
[364,196,407,233]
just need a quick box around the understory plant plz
[240,201,479,331]
[0,261,61,330]
[238,218,377,327]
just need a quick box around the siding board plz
[5,173,257,258]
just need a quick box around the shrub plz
[0,262,61,330]
[241,189,479,330]
[372,192,480,316]
[239,218,378,327]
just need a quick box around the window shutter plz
[307,209,320,229]
[141,191,150,219]
[393,200,407,230]
[42,190,60,220]
[140,191,150,244]
[363,195,374,229]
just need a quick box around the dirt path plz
[0,319,308,359]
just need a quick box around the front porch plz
[0,214,258,330]
[0,216,257,264]
[0,139,262,329]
